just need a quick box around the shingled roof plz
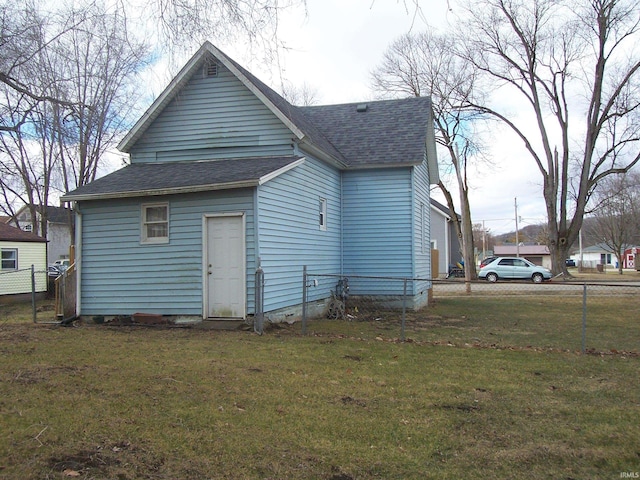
[0,222,47,242]
[67,43,438,202]
[300,97,435,168]
[63,156,304,201]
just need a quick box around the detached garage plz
[0,222,47,299]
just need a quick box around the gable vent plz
[356,103,368,112]
[204,61,218,78]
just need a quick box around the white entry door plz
[205,214,245,318]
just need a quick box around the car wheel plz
[486,272,498,283]
[532,273,544,283]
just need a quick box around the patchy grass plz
[0,302,639,479]
[322,294,640,354]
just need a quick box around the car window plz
[513,259,528,267]
[498,259,514,266]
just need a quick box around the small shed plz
[0,223,48,298]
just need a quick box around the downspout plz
[253,186,261,315]
[74,206,82,318]
[340,171,344,275]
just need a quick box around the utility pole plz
[482,220,486,260]
[515,197,519,257]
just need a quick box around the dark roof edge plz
[61,179,260,202]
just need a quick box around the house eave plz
[61,180,260,203]
[344,161,423,170]
[297,140,347,170]
[61,158,306,203]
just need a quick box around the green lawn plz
[0,300,639,479]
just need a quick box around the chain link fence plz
[0,266,72,323]
[302,270,640,354]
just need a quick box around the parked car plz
[479,256,498,269]
[478,257,552,283]
[53,259,70,271]
[48,265,63,278]
[565,259,576,267]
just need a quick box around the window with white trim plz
[142,203,169,244]
[1,248,18,270]
[319,198,327,231]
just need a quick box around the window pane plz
[146,206,167,222]
[1,249,17,269]
[142,204,169,243]
[319,198,327,230]
[147,224,168,238]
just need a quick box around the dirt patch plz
[340,395,367,408]
[47,441,163,478]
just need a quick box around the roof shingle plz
[63,156,303,201]
[0,222,47,242]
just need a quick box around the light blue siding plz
[412,160,432,298]
[342,168,413,294]
[257,155,341,312]
[78,189,255,316]
[129,60,294,162]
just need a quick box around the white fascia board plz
[258,158,305,185]
[345,161,423,170]
[297,141,348,170]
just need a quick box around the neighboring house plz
[493,244,551,269]
[9,205,74,265]
[62,42,439,322]
[429,198,462,277]
[571,243,634,269]
[0,222,47,297]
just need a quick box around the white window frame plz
[319,198,327,231]
[1,248,18,270]
[141,203,169,244]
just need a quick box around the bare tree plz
[137,0,305,56]
[0,1,149,236]
[0,1,83,134]
[587,172,640,273]
[371,31,487,280]
[52,4,150,192]
[280,81,321,106]
[456,0,640,275]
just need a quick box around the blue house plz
[62,42,439,322]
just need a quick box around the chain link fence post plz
[302,265,307,335]
[582,283,587,354]
[401,278,407,342]
[31,265,37,323]
[254,261,264,335]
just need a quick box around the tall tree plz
[52,4,150,192]
[0,1,149,237]
[371,31,487,280]
[456,0,640,275]
[0,1,81,134]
